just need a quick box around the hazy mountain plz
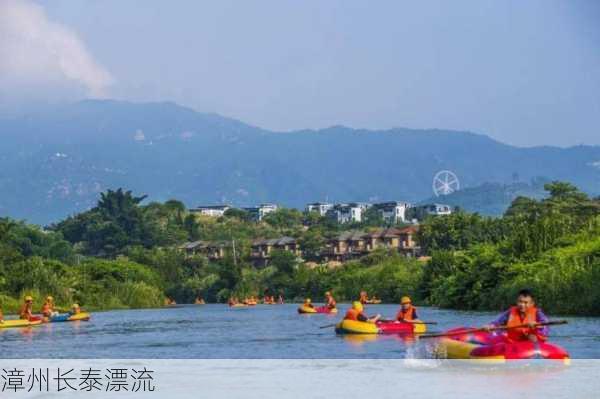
[1,100,599,224]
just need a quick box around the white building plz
[306,202,334,216]
[374,201,411,224]
[327,203,363,224]
[418,203,452,217]
[243,204,278,221]
[191,205,231,217]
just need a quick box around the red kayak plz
[438,327,570,361]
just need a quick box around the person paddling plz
[41,296,58,318]
[486,289,549,342]
[396,296,419,323]
[324,291,336,310]
[70,303,82,315]
[344,301,381,323]
[19,296,34,320]
[359,291,368,304]
[303,298,314,309]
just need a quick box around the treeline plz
[1,182,598,316]
[418,182,600,315]
[0,188,412,313]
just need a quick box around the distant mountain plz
[1,100,599,225]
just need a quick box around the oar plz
[419,320,568,339]
[319,323,339,329]
[378,319,438,325]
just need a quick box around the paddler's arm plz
[534,309,550,338]
[483,310,510,331]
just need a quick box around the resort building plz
[243,203,278,221]
[373,201,411,224]
[250,236,301,266]
[179,240,229,260]
[190,205,231,217]
[326,203,363,224]
[306,202,334,216]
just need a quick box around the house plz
[320,230,367,261]
[179,240,228,260]
[373,201,411,224]
[321,226,421,261]
[412,203,452,220]
[306,202,334,216]
[251,236,301,266]
[243,204,278,221]
[326,203,363,224]
[190,205,231,217]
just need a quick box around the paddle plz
[378,319,438,325]
[319,323,339,329]
[418,320,568,339]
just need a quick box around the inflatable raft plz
[297,305,338,314]
[335,319,427,334]
[436,327,570,363]
[50,312,91,322]
[0,319,43,329]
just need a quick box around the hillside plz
[419,180,551,216]
[1,100,599,224]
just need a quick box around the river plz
[1,304,599,358]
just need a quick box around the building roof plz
[252,236,297,246]
[333,230,366,241]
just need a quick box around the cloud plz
[0,0,113,100]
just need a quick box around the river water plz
[1,304,599,358]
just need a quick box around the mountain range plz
[1,100,599,224]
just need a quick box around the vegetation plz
[419,182,600,315]
[1,181,598,316]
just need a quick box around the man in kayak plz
[41,296,58,318]
[487,289,549,342]
[396,296,419,322]
[344,301,381,323]
[324,291,336,309]
[19,295,34,320]
[71,303,81,315]
[303,298,314,309]
[359,291,368,304]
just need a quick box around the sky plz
[1,0,599,147]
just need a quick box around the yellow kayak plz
[335,319,427,334]
[0,319,43,329]
[298,305,338,314]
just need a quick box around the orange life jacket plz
[506,306,538,341]
[344,308,364,321]
[396,306,415,321]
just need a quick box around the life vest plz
[396,306,415,321]
[506,306,539,341]
[344,308,364,321]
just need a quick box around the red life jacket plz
[396,306,415,321]
[506,306,539,341]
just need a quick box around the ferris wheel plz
[433,170,460,197]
